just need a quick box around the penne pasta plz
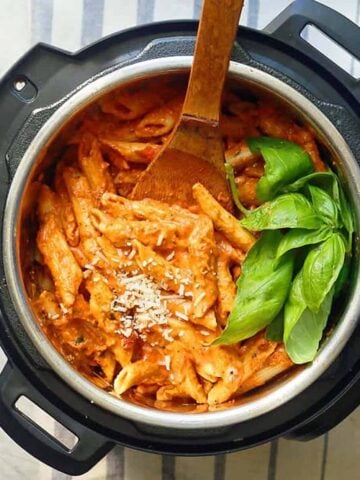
[216,255,236,326]
[236,345,293,395]
[37,184,59,223]
[32,291,66,326]
[243,161,264,178]
[235,175,261,207]
[55,164,80,247]
[62,166,112,268]
[206,333,277,405]
[63,167,97,240]
[91,208,187,250]
[215,234,244,263]
[114,360,167,395]
[135,96,182,138]
[188,215,218,319]
[158,346,207,403]
[257,100,326,171]
[86,271,114,330]
[111,338,134,368]
[193,182,256,252]
[105,120,140,142]
[239,332,278,382]
[100,192,196,225]
[133,240,192,293]
[100,139,161,164]
[225,140,259,169]
[99,88,163,120]
[78,134,115,201]
[102,147,130,171]
[113,169,143,196]
[196,345,243,405]
[37,215,82,307]
[196,309,218,331]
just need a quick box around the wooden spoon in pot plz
[131,0,244,210]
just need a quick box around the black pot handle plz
[0,362,114,475]
[286,367,360,441]
[264,0,360,104]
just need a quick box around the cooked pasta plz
[24,75,326,411]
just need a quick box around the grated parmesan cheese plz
[200,330,210,336]
[156,232,165,246]
[164,355,171,371]
[162,328,174,342]
[127,248,136,259]
[160,294,180,300]
[59,303,69,314]
[166,251,175,261]
[111,273,169,337]
[193,291,206,307]
[175,311,188,321]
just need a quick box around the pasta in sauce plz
[26,76,324,411]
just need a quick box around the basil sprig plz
[217,137,354,364]
[308,185,339,227]
[224,162,249,216]
[248,137,314,201]
[240,193,323,230]
[284,270,335,364]
[214,231,294,345]
[265,311,284,342]
[276,227,332,258]
[301,233,345,312]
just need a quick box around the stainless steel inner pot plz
[3,57,360,429]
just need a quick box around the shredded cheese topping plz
[111,274,169,336]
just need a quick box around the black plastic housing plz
[0,0,359,475]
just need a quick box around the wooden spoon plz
[131,0,244,210]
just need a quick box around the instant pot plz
[0,0,360,475]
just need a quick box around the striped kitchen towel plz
[0,1,359,479]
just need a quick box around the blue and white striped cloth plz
[0,1,359,479]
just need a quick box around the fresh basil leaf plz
[281,171,335,194]
[334,255,351,298]
[302,233,345,312]
[338,184,354,250]
[224,162,249,216]
[240,193,323,231]
[308,185,338,227]
[214,231,294,345]
[285,171,354,250]
[283,270,306,342]
[331,174,341,206]
[285,289,334,364]
[247,137,314,202]
[276,226,332,258]
[266,311,284,342]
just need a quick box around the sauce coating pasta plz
[26,76,324,411]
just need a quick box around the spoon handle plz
[181,0,244,124]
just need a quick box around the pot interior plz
[5,59,359,428]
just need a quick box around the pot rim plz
[3,56,360,429]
